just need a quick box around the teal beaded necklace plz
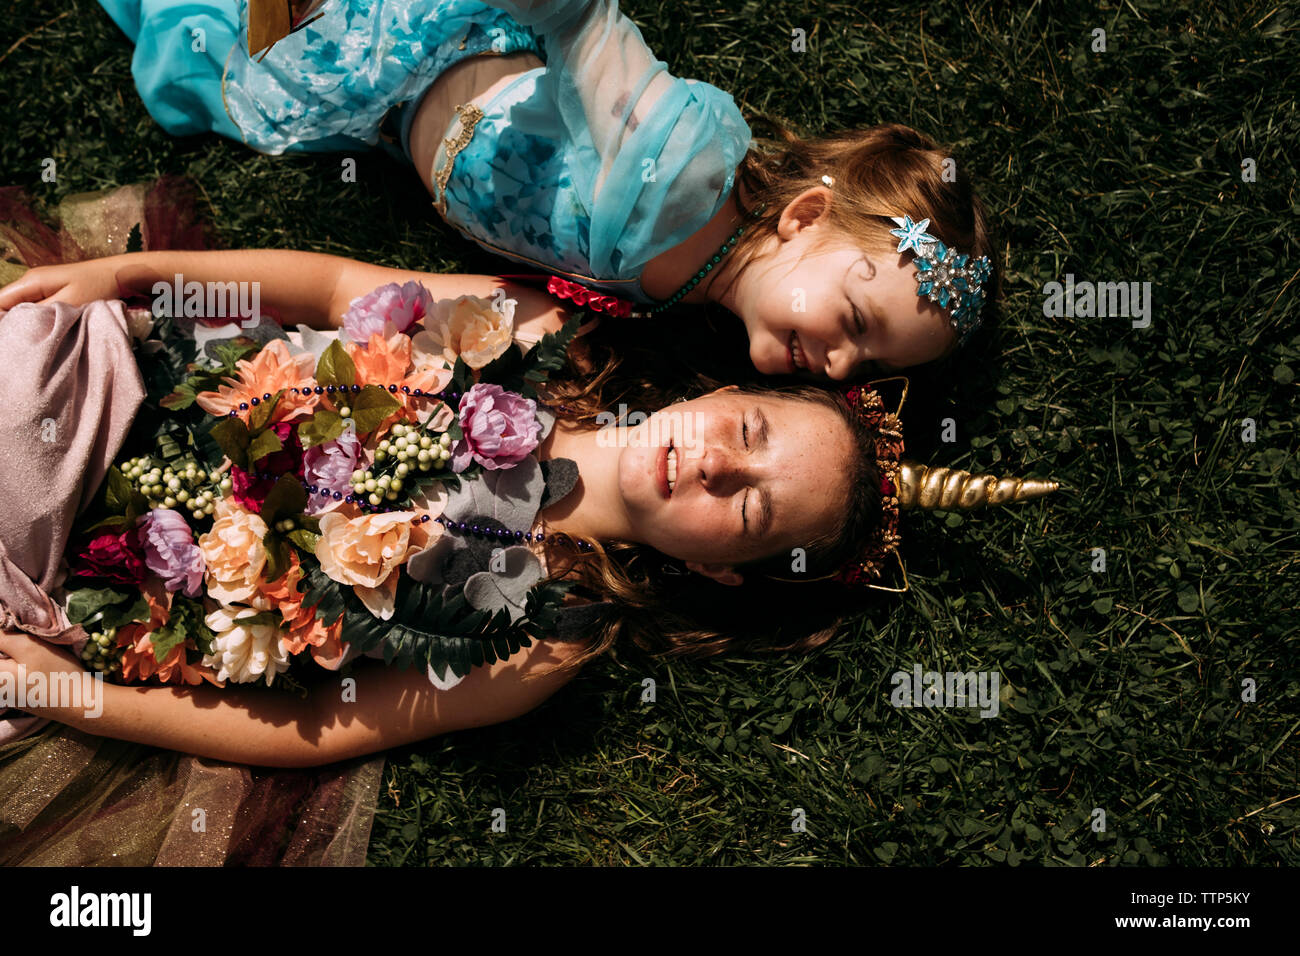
[627,200,769,318]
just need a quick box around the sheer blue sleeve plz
[488,0,752,275]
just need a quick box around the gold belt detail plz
[433,103,485,218]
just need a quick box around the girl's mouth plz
[658,439,677,499]
[787,330,808,372]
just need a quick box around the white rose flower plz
[202,605,291,686]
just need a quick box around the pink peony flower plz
[137,508,205,597]
[450,383,541,472]
[72,529,148,586]
[229,421,304,512]
[342,280,432,344]
[302,430,362,514]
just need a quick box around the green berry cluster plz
[122,455,231,521]
[80,626,124,675]
[350,423,453,507]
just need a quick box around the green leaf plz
[210,416,252,470]
[208,339,260,370]
[100,593,152,629]
[315,339,357,389]
[263,532,291,583]
[298,409,345,449]
[148,596,216,662]
[247,389,283,433]
[159,382,199,411]
[236,610,283,628]
[349,385,400,434]
[449,355,475,398]
[287,528,321,553]
[260,474,308,525]
[298,563,347,627]
[65,587,130,625]
[519,315,581,387]
[246,427,284,464]
[84,514,135,535]
[103,466,135,515]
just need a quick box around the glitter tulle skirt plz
[0,179,384,865]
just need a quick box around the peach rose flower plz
[314,511,421,620]
[413,294,514,370]
[197,498,269,604]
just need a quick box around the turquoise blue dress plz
[97,0,753,304]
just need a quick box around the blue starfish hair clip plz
[888,215,992,346]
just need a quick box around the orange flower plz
[346,330,411,387]
[195,339,319,425]
[346,330,451,432]
[116,579,224,686]
[257,552,345,668]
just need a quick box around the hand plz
[0,259,127,311]
[0,628,86,684]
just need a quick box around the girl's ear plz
[685,560,744,586]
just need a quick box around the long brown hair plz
[519,335,885,682]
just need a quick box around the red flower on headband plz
[834,383,905,589]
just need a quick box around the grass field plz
[0,0,1295,865]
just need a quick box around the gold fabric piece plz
[247,0,292,61]
[56,184,148,260]
[433,103,485,218]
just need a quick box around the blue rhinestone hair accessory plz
[888,215,992,346]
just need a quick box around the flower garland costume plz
[54,272,586,701]
[0,179,585,863]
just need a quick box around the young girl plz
[96,0,999,379]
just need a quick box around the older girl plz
[0,238,1047,864]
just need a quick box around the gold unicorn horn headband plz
[769,377,1059,592]
[898,463,1059,510]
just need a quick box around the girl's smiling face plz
[715,186,957,379]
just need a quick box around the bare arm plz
[0,629,584,768]
[0,249,574,340]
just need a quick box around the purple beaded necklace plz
[231,382,595,552]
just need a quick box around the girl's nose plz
[823,347,853,380]
[695,445,746,492]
